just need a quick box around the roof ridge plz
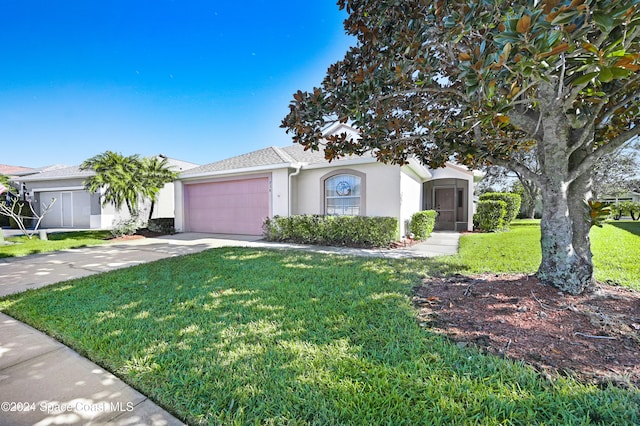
[271,146,297,164]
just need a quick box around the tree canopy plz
[282,0,640,294]
[81,151,177,219]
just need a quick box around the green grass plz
[0,230,111,258]
[1,248,638,425]
[432,219,640,290]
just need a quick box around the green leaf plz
[610,67,632,79]
[593,12,614,32]
[572,72,599,85]
[599,67,613,83]
[551,11,579,25]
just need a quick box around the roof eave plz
[179,162,301,180]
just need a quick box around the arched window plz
[323,172,364,216]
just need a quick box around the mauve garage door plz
[185,177,270,235]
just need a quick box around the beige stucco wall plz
[399,166,423,237]
[292,162,402,220]
[271,168,290,217]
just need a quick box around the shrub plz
[474,200,507,232]
[609,201,640,221]
[111,217,139,238]
[147,218,175,234]
[410,210,437,240]
[263,215,398,248]
[479,192,521,225]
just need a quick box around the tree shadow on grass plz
[608,221,640,237]
[1,247,637,425]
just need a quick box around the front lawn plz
[0,230,111,258]
[435,219,640,290]
[1,248,638,425]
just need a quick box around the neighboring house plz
[175,124,475,236]
[16,157,198,229]
[599,191,640,204]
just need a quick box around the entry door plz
[434,187,455,230]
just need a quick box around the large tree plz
[282,0,640,294]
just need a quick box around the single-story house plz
[175,124,475,237]
[16,157,198,229]
[600,191,640,204]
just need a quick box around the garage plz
[184,176,270,235]
[37,190,91,228]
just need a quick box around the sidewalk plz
[0,231,460,425]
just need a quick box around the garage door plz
[38,190,91,228]
[185,177,270,235]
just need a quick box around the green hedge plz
[147,218,175,234]
[609,201,640,221]
[479,192,521,225]
[263,215,399,248]
[410,210,437,240]
[474,200,507,232]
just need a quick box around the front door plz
[434,187,455,230]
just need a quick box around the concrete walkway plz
[0,231,460,425]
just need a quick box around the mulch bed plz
[108,229,168,242]
[413,274,640,388]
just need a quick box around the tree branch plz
[569,127,640,182]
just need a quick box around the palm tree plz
[140,156,178,221]
[81,151,144,216]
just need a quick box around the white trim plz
[301,156,378,170]
[19,173,94,182]
[405,158,432,180]
[179,163,297,180]
[32,186,85,192]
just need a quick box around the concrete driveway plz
[1,231,460,297]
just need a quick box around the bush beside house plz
[410,210,437,240]
[263,215,398,248]
[609,201,640,220]
[479,192,521,223]
[474,199,508,232]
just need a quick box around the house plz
[175,124,475,237]
[16,158,198,229]
[599,191,640,204]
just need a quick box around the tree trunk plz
[148,200,156,222]
[537,184,595,294]
[535,87,595,295]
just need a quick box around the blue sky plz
[0,1,354,168]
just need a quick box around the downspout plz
[288,164,302,216]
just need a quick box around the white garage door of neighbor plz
[185,177,270,235]
[39,190,90,228]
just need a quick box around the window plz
[324,173,362,215]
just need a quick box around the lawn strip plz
[1,247,637,425]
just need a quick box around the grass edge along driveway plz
[0,230,111,258]
[1,247,638,425]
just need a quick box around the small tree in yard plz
[81,151,144,217]
[140,156,179,221]
[81,151,178,227]
[282,0,640,295]
[0,197,57,239]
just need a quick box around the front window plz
[325,174,361,215]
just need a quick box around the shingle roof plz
[18,165,93,181]
[182,147,296,176]
[0,164,39,176]
[18,157,198,182]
